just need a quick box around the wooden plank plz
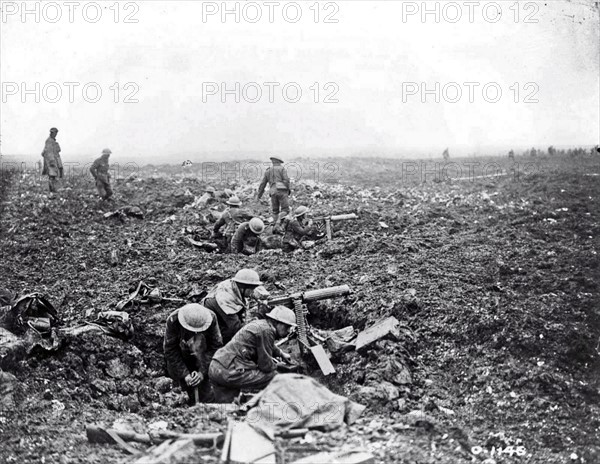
[292,450,375,464]
[355,316,400,351]
[309,344,335,376]
[220,421,233,463]
[228,422,276,464]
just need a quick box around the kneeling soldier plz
[164,304,223,405]
[208,306,295,402]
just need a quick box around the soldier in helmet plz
[230,217,265,255]
[90,148,113,200]
[164,303,223,405]
[202,269,265,344]
[281,205,321,252]
[208,305,295,402]
[257,156,290,228]
[212,196,253,251]
[41,127,63,193]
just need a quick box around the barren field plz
[1,155,599,463]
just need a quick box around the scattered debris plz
[355,316,401,351]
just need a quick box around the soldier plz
[41,127,63,193]
[202,269,264,344]
[257,156,290,227]
[231,217,265,255]
[164,304,223,405]
[208,305,295,402]
[281,206,320,252]
[212,196,253,252]
[90,148,113,200]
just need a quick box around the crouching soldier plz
[231,217,265,255]
[208,306,295,402]
[281,206,321,252]
[164,304,223,405]
[202,269,264,344]
[90,148,113,200]
[212,196,253,252]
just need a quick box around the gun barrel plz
[302,285,351,302]
[267,284,352,307]
[331,213,358,222]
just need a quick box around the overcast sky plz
[1,0,598,161]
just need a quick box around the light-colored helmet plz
[205,186,216,193]
[249,218,265,234]
[294,206,309,218]
[102,148,112,155]
[177,304,213,332]
[232,269,262,286]
[227,196,241,206]
[266,306,297,327]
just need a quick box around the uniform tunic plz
[209,320,283,391]
[257,165,290,221]
[202,279,249,344]
[231,222,262,255]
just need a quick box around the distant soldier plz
[212,196,253,251]
[202,269,264,344]
[257,156,290,227]
[442,148,449,160]
[231,218,265,255]
[197,186,217,206]
[90,148,113,200]
[41,127,63,193]
[281,206,320,252]
[208,306,295,402]
[508,149,515,159]
[164,304,223,405]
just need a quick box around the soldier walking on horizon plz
[90,148,113,200]
[41,127,63,193]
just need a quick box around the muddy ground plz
[0,155,599,463]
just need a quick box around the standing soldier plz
[164,304,223,405]
[90,148,113,200]
[41,127,63,193]
[257,156,290,228]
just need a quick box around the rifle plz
[266,285,352,375]
[312,213,358,240]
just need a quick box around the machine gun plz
[312,213,358,240]
[267,285,352,375]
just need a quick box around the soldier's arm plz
[230,225,245,253]
[257,170,269,199]
[89,160,98,178]
[291,220,311,236]
[255,330,277,372]
[213,212,228,233]
[282,167,290,191]
[205,315,224,357]
[163,316,190,382]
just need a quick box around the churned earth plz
[0,155,598,463]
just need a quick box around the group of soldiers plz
[40,127,113,200]
[204,155,323,254]
[164,268,295,404]
[40,128,321,252]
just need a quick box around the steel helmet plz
[266,306,297,327]
[205,186,216,193]
[177,304,213,332]
[232,269,262,286]
[249,218,265,234]
[294,206,309,218]
[102,148,112,155]
[270,156,284,164]
[50,127,58,132]
[227,196,241,206]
